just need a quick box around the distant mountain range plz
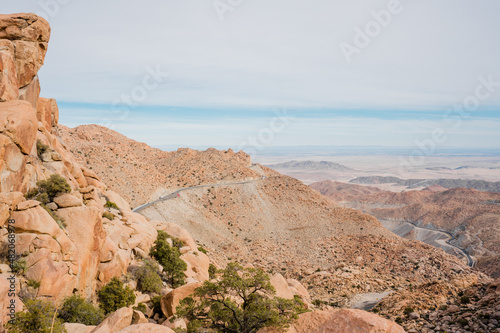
[266,160,353,171]
[349,176,500,192]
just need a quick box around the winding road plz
[132,177,264,213]
[383,219,476,268]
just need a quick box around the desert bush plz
[105,200,119,210]
[11,258,27,275]
[36,140,49,157]
[136,259,163,294]
[133,302,148,315]
[102,211,114,220]
[58,295,104,326]
[208,263,217,280]
[175,262,306,333]
[37,174,71,199]
[98,277,136,314]
[6,299,66,333]
[151,295,163,316]
[197,246,207,254]
[150,230,187,288]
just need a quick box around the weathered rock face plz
[258,309,405,333]
[160,282,202,318]
[0,13,157,308]
[0,13,50,88]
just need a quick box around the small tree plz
[136,259,163,294]
[98,277,136,314]
[58,295,104,326]
[175,263,305,333]
[6,299,66,333]
[150,230,187,288]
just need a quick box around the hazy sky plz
[3,0,500,150]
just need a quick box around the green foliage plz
[36,140,49,157]
[12,258,27,275]
[98,277,136,314]
[136,259,163,294]
[26,279,41,289]
[58,295,104,326]
[102,211,115,220]
[208,263,217,280]
[175,262,305,333]
[197,246,208,254]
[6,299,66,333]
[151,295,163,315]
[105,200,119,210]
[150,230,187,288]
[133,303,147,315]
[37,174,71,199]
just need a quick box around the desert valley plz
[1,9,500,333]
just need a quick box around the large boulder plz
[63,323,96,333]
[36,97,58,130]
[0,100,37,154]
[91,307,133,333]
[270,273,295,299]
[160,282,202,318]
[0,13,50,88]
[117,323,175,333]
[258,309,405,333]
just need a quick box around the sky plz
[3,0,500,151]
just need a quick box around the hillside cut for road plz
[311,180,500,278]
[62,126,488,322]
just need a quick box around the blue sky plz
[3,0,500,149]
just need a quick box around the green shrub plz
[197,246,207,254]
[102,212,114,220]
[208,263,217,280]
[151,295,163,315]
[26,279,41,289]
[105,200,119,210]
[133,303,147,315]
[58,295,104,326]
[136,259,163,294]
[37,174,71,199]
[36,140,49,157]
[6,299,66,333]
[150,230,187,288]
[98,277,136,314]
[12,258,27,275]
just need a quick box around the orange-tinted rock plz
[0,100,37,153]
[181,251,210,282]
[11,205,60,235]
[53,193,83,208]
[258,309,405,333]
[91,307,133,333]
[36,97,58,130]
[117,323,175,333]
[160,282,202,318]
[270,273,294,299]
[0,13,50,42]
[0,273,23,327]
[0,49,18,101]
[17,73,39,108]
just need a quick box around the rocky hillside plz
[0,12,415,333]
[61,123,493,330]
[311,180,500,278]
